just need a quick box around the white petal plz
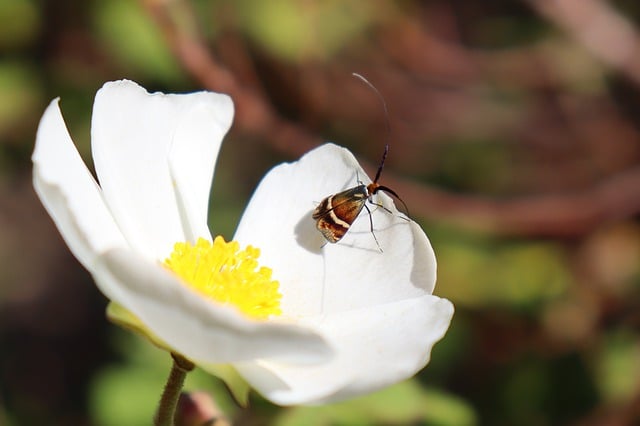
[237,295,454,405]
[168,99,233,243]
[92,248,334,365]
[91,80,233,260]
[32,98,128,273]
[234,143,436,317]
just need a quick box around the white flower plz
[32,80,454,406]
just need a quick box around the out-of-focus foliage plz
[433,229,569,309]
[89,331,239,426]
[0,0,40,50]
[1,0,640,425]
[93,0,184,84]
[275,381,476,426]
[593,329,640,404]
[233,0,379,61]
[0,61,43,170]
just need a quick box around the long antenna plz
[351,72,391,144]
[352,73,410,219]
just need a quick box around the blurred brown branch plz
[526,0,640,87]
[379,164,640,237]
[142,0,320,158]
[143,0,640,238]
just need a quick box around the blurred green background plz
[1,0,640,425]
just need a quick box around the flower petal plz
[168,99,233,243]
[234,143,436,317]
[237,295,454,405]
[32,98,128,272]
[92,248,334,365]
[91,80,233,260]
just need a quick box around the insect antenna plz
[352,72,392,185]
[353,73,410,220]
[373,144,388,184]
[373,185,411,219]
[351,72,391,139]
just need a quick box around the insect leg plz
[369,200,410,222]
[363,203,383,252]
[368,200,393,215]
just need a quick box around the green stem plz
[154,353,195,426]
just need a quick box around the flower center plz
[163,236,282,320]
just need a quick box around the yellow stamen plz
[163,236,282,320]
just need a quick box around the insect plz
[312,143,409,251]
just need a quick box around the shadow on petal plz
[294,208,326,254]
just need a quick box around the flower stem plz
[154,353,195,426]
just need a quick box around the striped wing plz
[312,186,368,243]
